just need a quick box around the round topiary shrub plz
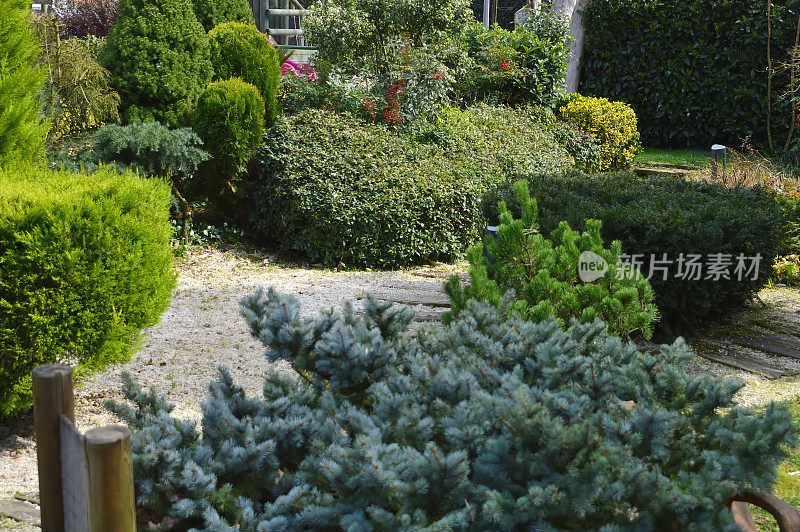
[557,94,642,170]
[99,0,212,126]
[192,78,265,202]
[192,0,253,32]
[208,22,280,125]
[0,165,175,418]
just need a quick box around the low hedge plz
[248,107,572,268]
[485,171,783,336]
[0,166,175,418]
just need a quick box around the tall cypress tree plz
[0,0,49,166]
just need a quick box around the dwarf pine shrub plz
[108,288,796,530]
[446,180,658,339]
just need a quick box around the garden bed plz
[2,243,800,525]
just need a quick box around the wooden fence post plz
[33,364,74,532]
[85,426,136,532]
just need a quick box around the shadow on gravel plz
[0,412,34,453]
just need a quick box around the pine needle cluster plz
[445,180,659,339]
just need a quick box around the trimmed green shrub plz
[420,104,574,174]
[580,0,796,148]
[0,0,49,166]
[99,0,212,126]
[249,107,572,268]
[557,94,641,170]
[106,288,797,529]
[486,171,783,336]
[208,22,280,125]
[446,180,658,339]
[193,78,264,201]
[0,166,175,418]
[192,0,253,32]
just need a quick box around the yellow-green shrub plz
[0,165,175,418]
[558,95,641,170]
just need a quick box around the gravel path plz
[2,244,800,529]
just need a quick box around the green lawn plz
[635,148,710,167]
[751,399,800,531]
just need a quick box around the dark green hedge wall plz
[580,0,799,148]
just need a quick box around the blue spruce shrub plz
[108,289,797,530]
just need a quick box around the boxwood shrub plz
[248,107,572,268]
[557,94,641,170]
[485,171,783,336]
[0,165,175,418]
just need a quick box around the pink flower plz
[281,59,317,81]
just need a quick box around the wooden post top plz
[84,426,132,446]
[32,364,72,379]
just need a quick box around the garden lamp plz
[711,144,727,179]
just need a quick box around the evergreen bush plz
[580,0,797,147]
[192,0,253,32]
[248,107,571,268]
[0,166,175,418]
[0,0,49,166]
[193,78,264,204]
[84,122,208,178]
[486,171,784,336]
[557,94,641,170]
[208,22,280,125]
[107,288,797,530]
[446,180,658,339]
[99,0,212,126]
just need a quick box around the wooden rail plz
[250,0,307,45]
[33,364,135,532]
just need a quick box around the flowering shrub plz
[363,79,407,127]
[280,58,317,80]
[461,13,570,107]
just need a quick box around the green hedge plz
[580,0,797,148]
[485,171,783,336]
[248,107,572,268]
[0,166,175,418]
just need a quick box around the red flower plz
[501,59,510,71]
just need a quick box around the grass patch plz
[635,147,710,167]
[751,398,800,531]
